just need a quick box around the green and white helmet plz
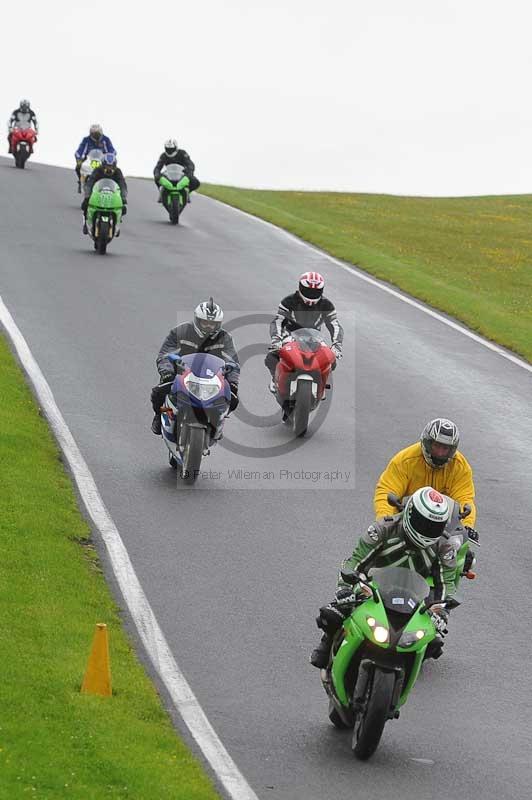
[402,487,450,549]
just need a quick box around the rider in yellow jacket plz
[374,418,476,527]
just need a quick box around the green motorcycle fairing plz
[331,566,438,710]
[87,178,123,230]
[159,164,190,211]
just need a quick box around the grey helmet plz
[193,297,223,338]
[19,99,31,112]
[421,418,460,469]
[402,487,450,549]
[89,123,103,141]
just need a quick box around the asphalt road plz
[1,156,531,800]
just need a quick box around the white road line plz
[0,296,259,800]
[200,194,532,374]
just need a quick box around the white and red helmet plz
[298,271,325,305]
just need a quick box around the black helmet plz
[19,98,31,112]
[101,152,117,175]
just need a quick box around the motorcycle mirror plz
[168,353,185,373]
[445,596,462,609]
[459,504,472,520]
[340,569,360,585]
[387,493,404,510]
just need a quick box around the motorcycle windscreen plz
[164,164,185,183]
[180,352,226,378]
[368,566,430,615]
[86,149,104,168]
[92,178,119,193]
[290,327,326,353]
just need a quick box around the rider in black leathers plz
[7,99,38,153]
[153,139,200,201]
[265,272,344,387]
[150,299,240,435]
[81,153,128,233]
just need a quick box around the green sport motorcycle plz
[159,164,190,224]
[86,178,124,254]
[321,566,459,760]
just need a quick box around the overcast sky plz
[2,1,531,195]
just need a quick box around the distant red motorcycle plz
[274,327,336,436]
[9,124,37,169]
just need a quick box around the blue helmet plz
[102,152,117,174]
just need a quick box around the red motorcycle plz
[9,125,37,169]
[274,327,336,436]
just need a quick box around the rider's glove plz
[331,343,343,360]
[335,585,369,608]
[430,606,449,635]
[121,205,127,216]
[159,371,175,384]
[335,586,358,605]
[464,525,479,544]
[229,383,239,412]
[269,336,282,351]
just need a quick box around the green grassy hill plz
[200,186,532,363]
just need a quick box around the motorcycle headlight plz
[366,617,388,643]
[398,630,426,647]
[373,626,389,643]
[184,376,221,401]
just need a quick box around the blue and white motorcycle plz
[160,353,233,484]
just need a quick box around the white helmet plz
[421,418,460,469]
[89,123,103,141]
[193,297,223,338]
[164,139,178,156]
[402,487,450,549]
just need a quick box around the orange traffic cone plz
[81,623,112,697]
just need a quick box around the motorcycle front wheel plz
[293,380,312,437]
[180,426,204,485]
[96,219,110,255]
[352,667,395,760]
[15,148,27,169]
[169,195,180,225]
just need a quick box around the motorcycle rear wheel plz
[180,427,204,485]
[352,668,395,760]
[293,380,312,437]
[328,698,351,730]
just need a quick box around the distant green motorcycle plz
[86,178,123,254]
[159,164,190,224]
[322,565,460,759]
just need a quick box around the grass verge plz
[0,332,220,799]
[200,185,532,363]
